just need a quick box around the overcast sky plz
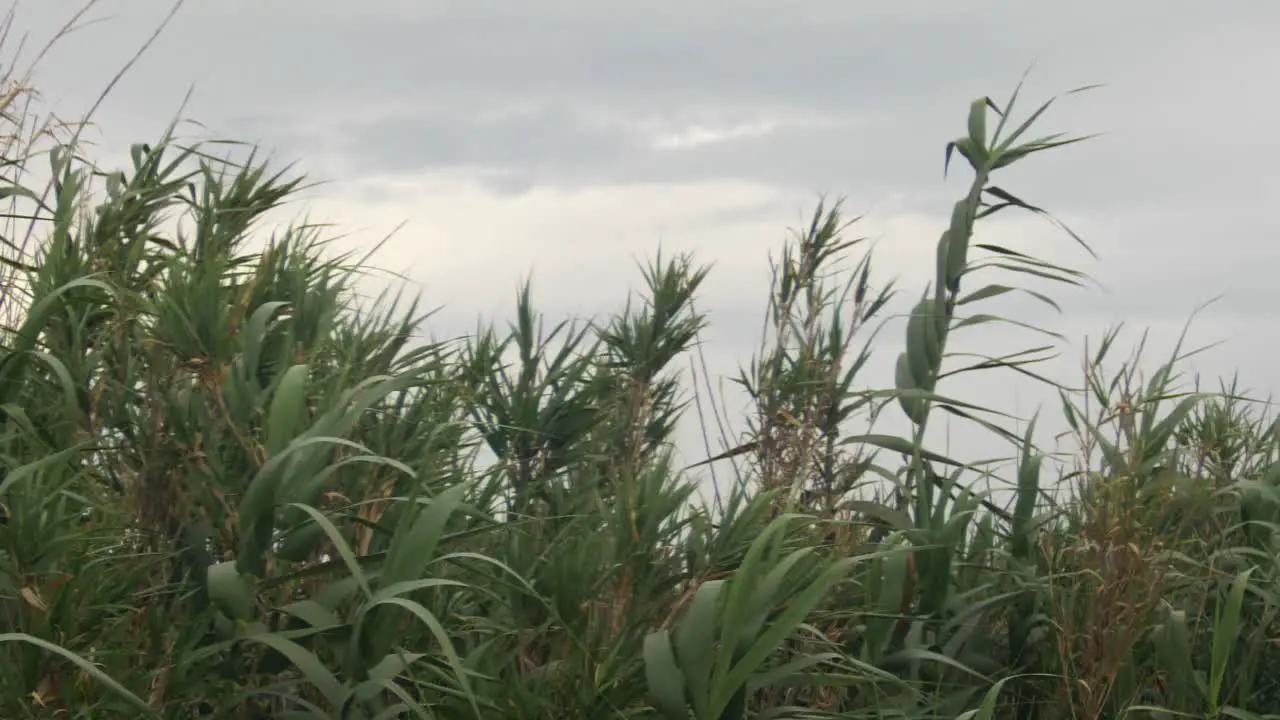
[12,1,1280,494]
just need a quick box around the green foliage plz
[0,26,1278,720]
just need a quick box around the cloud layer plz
[15,0,1280,475]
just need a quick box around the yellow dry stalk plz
[0,81,29,122]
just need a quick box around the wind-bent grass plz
[0,10,1277,720]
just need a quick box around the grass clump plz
[0,13,1278,720]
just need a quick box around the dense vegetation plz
[1,19,1279,720]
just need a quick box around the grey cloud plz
[14,2,1234,131]
[331,107,644,181]
[19,0,1280,215]
[10,0,1280,461]
[267,110,879,197]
